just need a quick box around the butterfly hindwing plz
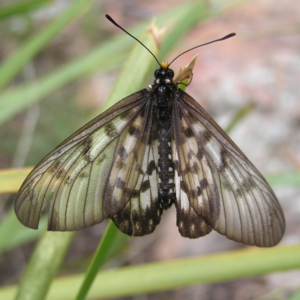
[173,90,285,247]
[109,97,162,235]
[172,133,213,238]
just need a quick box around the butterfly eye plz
[166,69,174,78]
[154,69,160,78]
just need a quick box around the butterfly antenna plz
[169,33,236,66]
[106,14,161,67]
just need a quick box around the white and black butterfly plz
[14,15,285,247]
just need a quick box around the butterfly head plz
[154,62,174,85]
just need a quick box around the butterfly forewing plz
[173,90,285,246]
[15,91,148,230]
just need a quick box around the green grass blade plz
[224,103,255,134]
[0,0,52,19]
[1,244,298,299]
[75,222,126,300]
[0,168,31,194]
[0,0,91,92]
[0,208,47,253]
[14,231,74,300]
[289,288,300,300]
[266,172,300,186]
[54,245,300,299]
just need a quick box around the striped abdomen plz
[155,84,176,209]
[157,125,175,209]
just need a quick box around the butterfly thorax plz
[152,66,176,209]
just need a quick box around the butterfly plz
[14,15,285,247]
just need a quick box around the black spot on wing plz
[110,199,162,236]
[199,130,212,145]
[244,177,256,189]
[191,163,199,174]
[218,149,228,172]
[132,189,139,198]
[176,205,212,238]
[119,110,132,120]
[55,169,65,179]
[222,181,231,191]
[238,177,257,194]
[196,149,203,160]
[65,176,72,185]
[196,186,202,196]
[134,163,141,172]
[187,150,193,159]
[129,126,141,137]
[84,153,92,162]
[49,160,61,174]
[103,185,113,204]
[184,127,193,138]
[191,186,202,198]
[118,146,128,160]
[104,123,118,138]
[141,180,150,192]
[116,178,125,189]
[116,160,124,169]
[235,188,243,197]
[180,180,188,193]
[82,137,93,155]
[79,172,88,179]
[181,165,191,176]
[200,178,208,190]
[147,160,156,175]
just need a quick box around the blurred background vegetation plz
[0,0,299,299]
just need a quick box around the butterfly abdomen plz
[155,84,176,209]
[157,126,175,209]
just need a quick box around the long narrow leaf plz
[14,231,74,300]
[0,245,297,300]
[51,244,300,299]
[0,0,52,19]
[0,0,91,91]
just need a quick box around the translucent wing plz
[172,89,285,247]
[15,90,162,235]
